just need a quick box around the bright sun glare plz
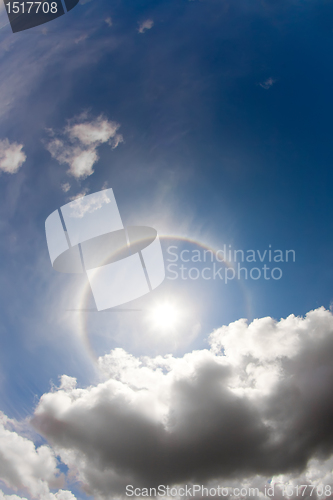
[149,302,180,330]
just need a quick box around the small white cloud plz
[105,17,112,27]
[67,118,120,146]
[61,183,71,193]
[0,489,76,500]
[0,139,26,174]
[259,77,276,89]
[45,115,123,180]
[138,19,154,33]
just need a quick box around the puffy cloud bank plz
[45,114,123,179]
[30,307,333,499]
[0,412,75,500]
[259,77,276,90]
[2,308,333,500]
[0,139,26,174]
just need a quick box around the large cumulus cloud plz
[31,307,333,498]
[0,412,76,500]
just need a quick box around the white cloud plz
[138,19,154,34]
[0,412,62,498]
[32,307,333,499]
[67,118,120,146]
[259,77,276,89]
[0,490,77,500]
[61,183,71,193]
[67,147,98,178]
[45,115,123,180]
[74,34,88,44]
[68,187,89,202]
[0,491,28,500]
[0,139,26,174]
[67,189,110,218]
[105,17,112,27]
[0,1,6,23]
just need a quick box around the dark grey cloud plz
[259,77,276,89]
[32,308,333,498]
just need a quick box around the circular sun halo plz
[149,303,180,330]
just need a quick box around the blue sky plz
[1,0,333,499]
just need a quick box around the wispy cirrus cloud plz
[45,114,123,180]
[0,139,26,174]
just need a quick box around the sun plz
[148,302,180,330]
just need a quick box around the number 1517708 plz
[5,2,58,14]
